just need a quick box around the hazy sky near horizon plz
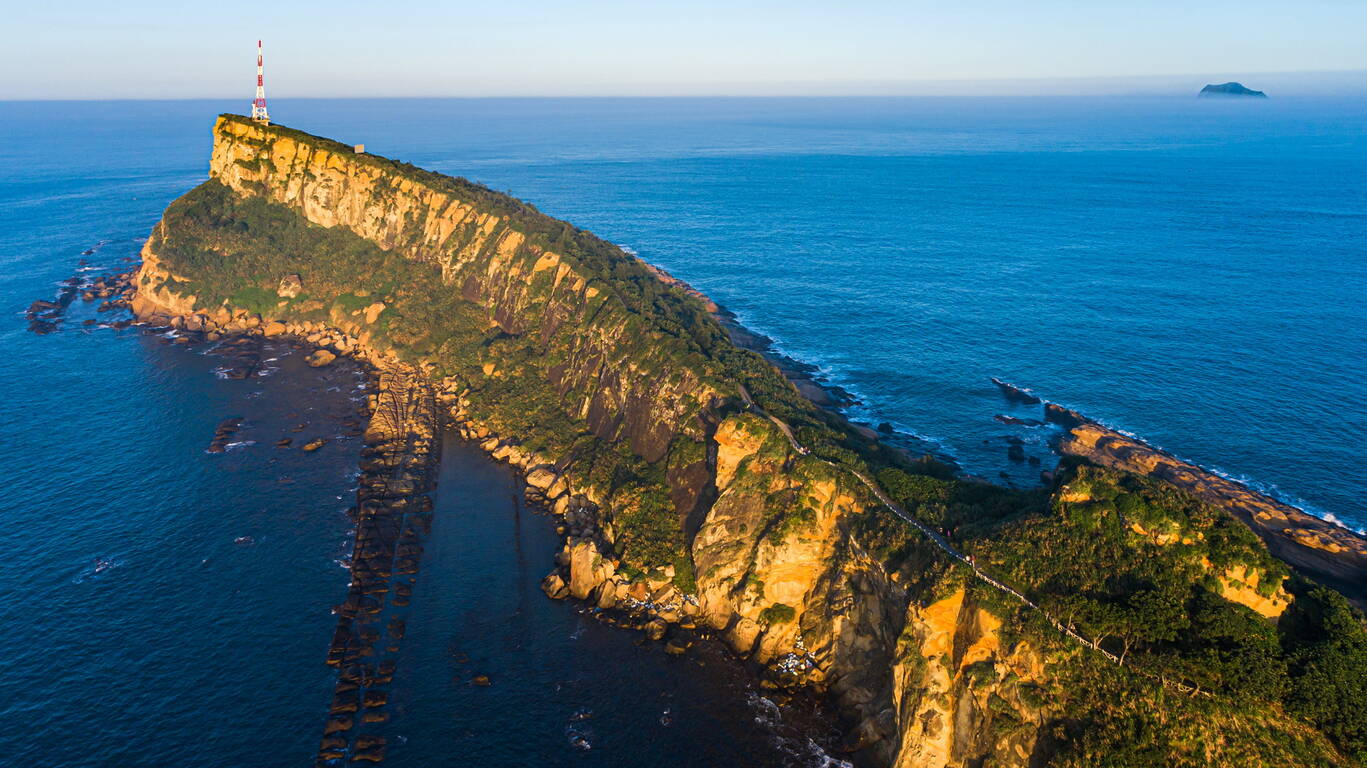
[5,0,1367,99]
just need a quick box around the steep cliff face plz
[208,116,727,463]
[687,415,1053,766]
[131,243,196,319]
[131,116,1363,767]
[890,588,1048,768]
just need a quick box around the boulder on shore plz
[541,571,571,599]
[526,467,558,490]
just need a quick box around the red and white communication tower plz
[251,40,270,124]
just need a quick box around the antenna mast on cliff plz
[251,40,270,125]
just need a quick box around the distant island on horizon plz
[1200,81,1268,98]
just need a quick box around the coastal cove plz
[3,99,1366,767]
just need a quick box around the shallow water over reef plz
[377,437,847,766]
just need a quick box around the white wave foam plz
[71,556,123,584]
[798,739,855,768]
[722,308,959,458]
[747,692,782,727]
[745,692,852,768]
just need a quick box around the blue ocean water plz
[1,96,1364,764]
[344,95,1364,527]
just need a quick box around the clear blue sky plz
[6,0,1367,99]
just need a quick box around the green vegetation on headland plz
[864,462,1367,764]
[142,116,1366,766]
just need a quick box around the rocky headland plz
[1044,402,1367,607]
[120,114,1367,767]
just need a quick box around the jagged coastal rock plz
[1046,402,1367,605]
[1199,82,1268,98]
[127,115,1366,767]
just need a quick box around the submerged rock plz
[206,416,245,453]
[991,377,1041,405]
[994,414,1042,427]
[306,349,336,367]
[644,618,668,642]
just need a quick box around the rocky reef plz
[1046,403,1367,607]
[126,114,1366,767]
[320,364,438,764]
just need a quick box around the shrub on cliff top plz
[610,485,685,573]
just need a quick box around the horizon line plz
[6,68,1366,103]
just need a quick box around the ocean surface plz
[1,96,1364,764]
